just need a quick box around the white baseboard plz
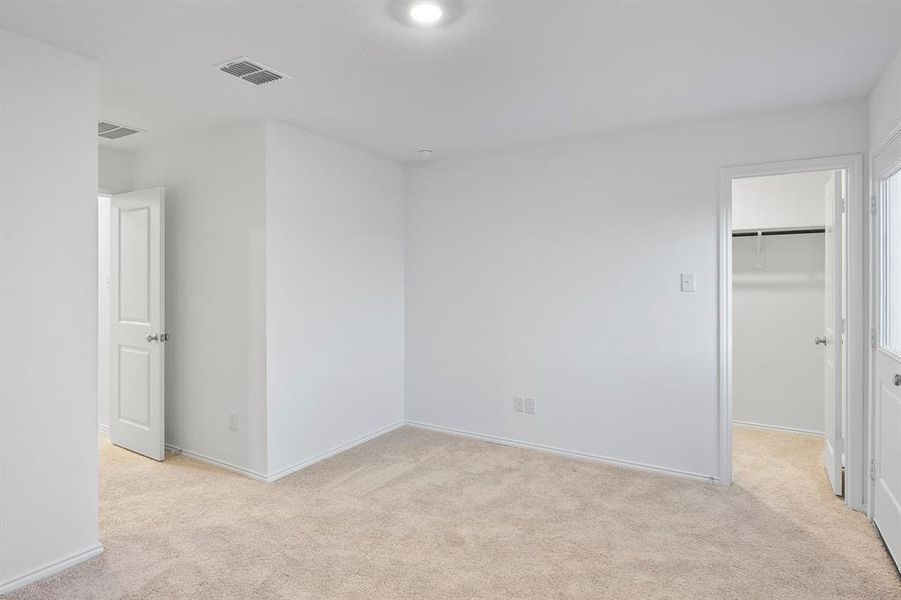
[733,420,824,437]
[406,421,716,483]
[0,543,103,595]
[265,421,405,483]
[164,422,404,484]
[163,444,270,482]
[97,423,109,436]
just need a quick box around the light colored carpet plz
[4,426,899,599]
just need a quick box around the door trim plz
[717,154,866,513]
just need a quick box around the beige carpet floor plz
[5,426,900,599]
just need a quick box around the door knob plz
[146,334,159,343]
[815,336,827,346]
[894,374,901,387]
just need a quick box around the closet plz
[731,171,835,435]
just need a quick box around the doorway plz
[731,169,844,495]
[718,155,866,511]
[731,171,833,437]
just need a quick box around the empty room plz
[2,1,901,598]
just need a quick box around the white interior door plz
[875,161,901,568]
[822,170,844,496]
[109,187,165,460]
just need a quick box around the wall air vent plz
[98,121,143,140]
[216,56,288,86]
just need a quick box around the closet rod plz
[732,227,825,238]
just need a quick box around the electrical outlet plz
[227,412,238,432]
[680,272,695,292]
[524,397,536,415]
[513,396,525,413]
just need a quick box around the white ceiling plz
[1,1,900,161]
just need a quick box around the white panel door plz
[822,171,843,496]
[109,188,165,460]
[875,162,901,569]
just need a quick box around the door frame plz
[98,193,112,437]
[717,154,866,512]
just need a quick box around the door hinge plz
[871,328,878,348]
[870,458,877,482]
[842,198,847,214]
[871,195,877,216]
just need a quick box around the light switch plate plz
[680,272,695,292]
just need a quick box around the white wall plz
[732,233,825,433]
[870,47,901,150]
[126,119,405,480]
[131,122,268,477]
[731,171,830,231]
[404,99,868,479]
[98,146,134,194]
[265,121,405,477]
[0,30,100,591]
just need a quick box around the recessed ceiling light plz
[388,0,460,28]
[409,2,443,25]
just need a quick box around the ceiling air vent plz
[216,57,288,86]
[98,121,143,140]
